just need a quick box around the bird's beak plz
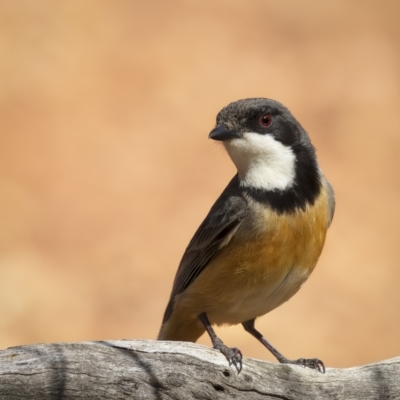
[209,125,242,141]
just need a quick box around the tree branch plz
[0,340,399,399]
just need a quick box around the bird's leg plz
[242,319,325,373]
[198,312,243,373]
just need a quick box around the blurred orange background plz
[1,1,399,368]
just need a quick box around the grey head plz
[209,98,317,192]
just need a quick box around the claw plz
[282,357,325,373]
[227,347,243,373]
[214,339,243,373]
[198,313,244,373]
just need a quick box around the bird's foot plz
[279,356,325,373]
[213,337,242,373]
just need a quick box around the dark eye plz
[259,113,272,127]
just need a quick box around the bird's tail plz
[158,312,205,342]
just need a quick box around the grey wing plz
[162,177,248,324]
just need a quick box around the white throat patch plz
[223,132,296,190]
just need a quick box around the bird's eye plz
[259,113,272,127]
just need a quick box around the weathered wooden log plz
[0,340,399,399]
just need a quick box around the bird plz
[158,98,335,373]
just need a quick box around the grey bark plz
[0,340,399,400]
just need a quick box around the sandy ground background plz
[1,1,399,369]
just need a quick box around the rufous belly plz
[173,186,331,326]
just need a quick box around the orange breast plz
[174,185,332,325]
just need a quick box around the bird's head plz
[209,98,315,191]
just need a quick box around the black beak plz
[209,125,242,141]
